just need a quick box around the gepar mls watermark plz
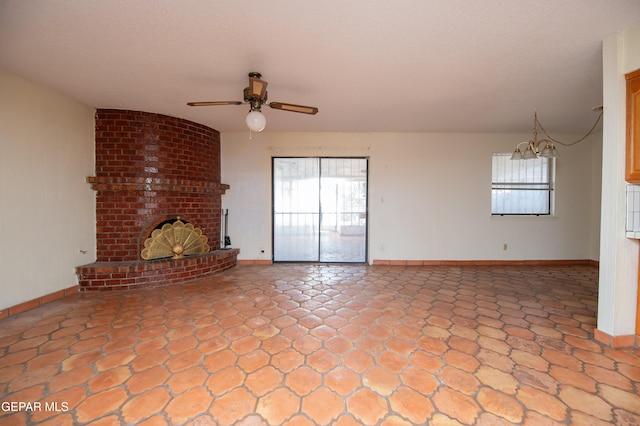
[2,401,69,412]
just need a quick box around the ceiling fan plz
[187,72,318,132]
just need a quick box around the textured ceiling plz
[1,0,639,134]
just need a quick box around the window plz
[491,153,553,215]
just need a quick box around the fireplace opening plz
[141,216,210,260]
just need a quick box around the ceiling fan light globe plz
[246,111,266,132]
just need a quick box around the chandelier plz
[511,108,603,160]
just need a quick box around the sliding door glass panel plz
[273,158,320,261]
[273,157,367,263]
[319,158,367,262]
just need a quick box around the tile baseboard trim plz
[0,285,79,320]
[594,329,638,348]
[237,259,273,265]
[372,259,599,266]
[239,259,599,266]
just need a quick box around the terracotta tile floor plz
[1,264,640,425]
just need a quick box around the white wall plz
[221,130,601,263]
[590,132,603,260]
[0,69,96,311]
[598,23,640,337]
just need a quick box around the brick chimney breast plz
[77,109,238,291]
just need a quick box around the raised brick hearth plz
[76,109,238,291]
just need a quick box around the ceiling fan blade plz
[187,101,243,106]
[269,102,319,115]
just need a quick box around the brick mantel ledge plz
[86,176,230,194]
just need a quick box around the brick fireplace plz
[76,109,239,291]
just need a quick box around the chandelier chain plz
[535,111,603,147]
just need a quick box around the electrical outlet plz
[503,243,508,251]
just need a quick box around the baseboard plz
[594,329,638,348]
[237,259,599,267]
[237,259,273,265]
[372,259,599,266]
[0,285,79,320]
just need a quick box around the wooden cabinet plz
[626,69,640,183]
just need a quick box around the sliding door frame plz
[271,156,369,264]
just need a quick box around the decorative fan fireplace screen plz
[141,217,210,260]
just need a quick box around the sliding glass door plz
[273,158,320,262]
[273,157,368,263]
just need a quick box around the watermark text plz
[1,401,69,412]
